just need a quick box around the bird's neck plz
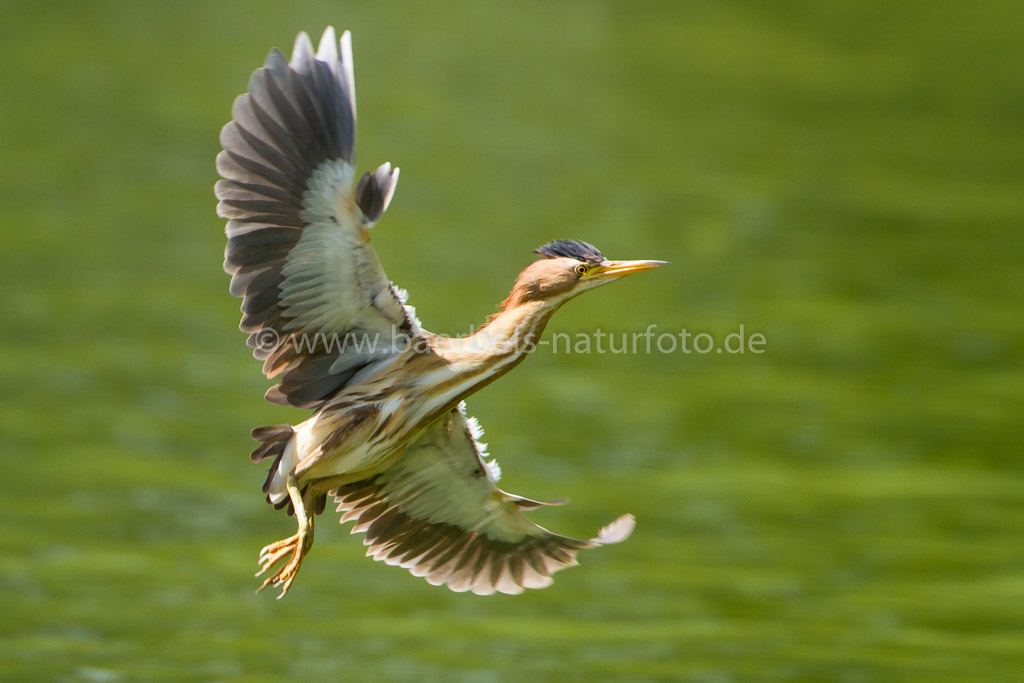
[476,300,556,353]
[428,300,556,388]
[375,301,558,440]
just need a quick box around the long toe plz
[255,545,294,578]
[254,532,312,598]
[259,534,298,562]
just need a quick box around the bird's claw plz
[255,533,309,598]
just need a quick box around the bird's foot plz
[255,530,312,599]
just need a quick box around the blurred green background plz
[2,1,1023,680]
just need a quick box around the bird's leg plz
[255,474,315,599]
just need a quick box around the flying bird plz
[216,27,667,597]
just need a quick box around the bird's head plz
[498,240,668,312]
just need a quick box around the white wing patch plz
[301,158,356,224]
[278,158,409,337]
[392,285,422,333]
[459,401,500,482]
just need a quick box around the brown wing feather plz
[332,406,635,595]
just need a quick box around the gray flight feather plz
[216,27,414,409]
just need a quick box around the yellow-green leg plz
[255,474,314,599]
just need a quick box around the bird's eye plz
[574,264,588,277]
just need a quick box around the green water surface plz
[2,1,1022,680]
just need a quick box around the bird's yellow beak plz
[595,259,670,278]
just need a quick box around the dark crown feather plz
[534,240,605,264]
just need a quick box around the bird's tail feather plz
[249,424,326,517]
[250,424,293,463]
[251,424,295,512]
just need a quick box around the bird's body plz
[217,27,666,597]
[268,290,554,496]
[275,321,525,494]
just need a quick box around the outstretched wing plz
[332,404,635,595]
[217,27,419,410]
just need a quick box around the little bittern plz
[217,27,667,597]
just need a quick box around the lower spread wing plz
[217,28,419,410]
[332,404,635,595]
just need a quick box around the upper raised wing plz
[217,27,419,409]
[332,404,635,595]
